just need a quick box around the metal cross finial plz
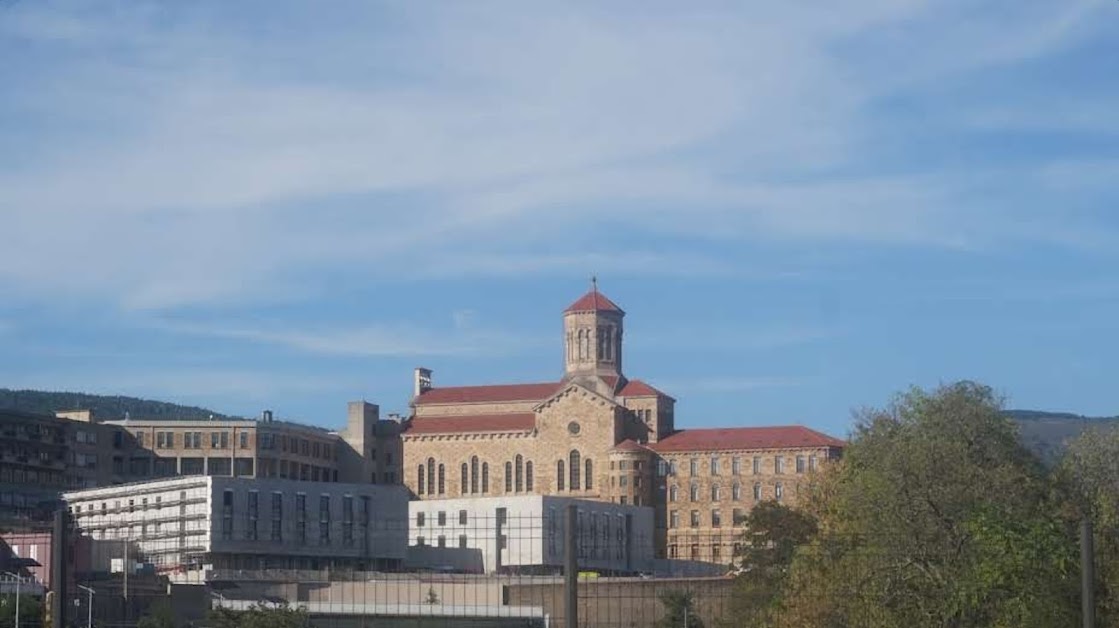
[591,275,597,292]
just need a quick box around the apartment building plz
[0,409,120,521]
[62,476,410,581]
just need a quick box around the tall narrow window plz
[753,482,762,501]
[417,465,426,495]
[577,330,585,360]
[461,463,468,494]
[584,458,593,491]
[711,484,721,501]
[669,485,678,502]
[526,461,534,491]
[557,460,565,491]
[471,456,479,494]
[598,326,606,357]
[505,462,513,492]
[482,462,489,494]
[775,482,784,502]
[438,464,445,495]
[690,483,699,502]
[732,483,742,501]
[515,455,524,492]
[569,450,581,491]
[427,458,436,495]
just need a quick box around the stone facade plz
[401,286,845,562]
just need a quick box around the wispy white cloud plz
[0,1,1114,310]
[154,318,546,358]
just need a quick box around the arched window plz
[711,484,721,501]
[753,482,762,501]
[584,458,593,491]
[775,482,783,502]
[669,485,678,502]
[417,464,425,495]
[515,455,524,492]
[577,330,585,360]
[732,483,741,501]
[569,450,581,491]
[471,457,479,494]
[690,483,699,502]
[505,462,513,492]
[482,463,489,494]
[598,326,606,357]
[427,458,435,496]
[461,463,468,494]
[526,461,534,491]
[438,464,445,495]
[581,329,590,360]
[557,460,565,491]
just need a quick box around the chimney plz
[262,410,273,423]
[413,367,433,398]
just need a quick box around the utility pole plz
[123,539,129,601]
[1082,517,1096,628]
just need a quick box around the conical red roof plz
[564,289,624,314]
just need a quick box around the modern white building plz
[62,476,409,581]
[406,496,654,575]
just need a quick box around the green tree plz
[774,382,1079,628]
[725,502,817,627]
[658,590,704,628]
[1058,425,1119,624]
[206,602,309,628]
[0,593,43,627]
[136,599,176,628]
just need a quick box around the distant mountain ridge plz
[0,388,229,421]
[1007,409,1119,463]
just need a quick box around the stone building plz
[402,285,845,561]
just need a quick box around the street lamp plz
[2,572,22,628]
[77,585,94,628]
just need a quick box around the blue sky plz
[1,1,1117,437]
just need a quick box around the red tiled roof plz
[649,426,845,452]
[564,289,624,314]
[612,439,650,453]
[618,379,671,399]
[404,413,536,435]
[414,382,560,405]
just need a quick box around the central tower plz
[562,280,625,391]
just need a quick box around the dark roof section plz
[413,382,561,405]
[649,426,845,452]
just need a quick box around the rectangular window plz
[437,511,446,526]
[416,512,425,527]
[240,431,249,449]
[733,508,744,526]
[753,456,761,474]
[296,494,307,545]
[796,456,806,474]
[459,510,468,525]
[221,489,234,540]
[342,495,354,547]
[690,510,699,528]
[710,457,719,475]
[775,456,785,474]
[271,493,283,541]
[246,491,259,541]
[689,458,698,476]
[712,509,722,528]
[459,535,468,549]
[669,510,679,528]
[135,432,145,448]
[319,495,331,544]
[732,457,741,475]
[437,535,446,548]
